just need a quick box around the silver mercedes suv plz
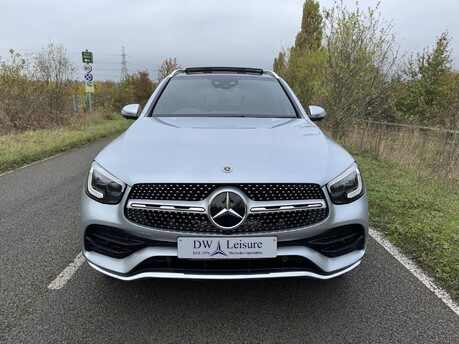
[81,67,368,280]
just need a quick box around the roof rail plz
[263,70,280,79]
[169,69,185,78]
[185,67,264,75]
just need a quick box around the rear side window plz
[152,74,297,118]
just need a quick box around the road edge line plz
[0,153,63,177]
[48,252,86,290]
[369,228,459,317]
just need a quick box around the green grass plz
[0,117,131,174]
[353,152,459,301]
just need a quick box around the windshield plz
[151,74,297,118]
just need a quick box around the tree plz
[34,42,75,113]
[391,32,456,127]
[273,49,288,76]
[158,58,181,82]
[124,70,156,106]
[273,0,325,106]
[95,71,156,112]
[438,70,459,129]
[293,0,323,53]
[320,1,398,138]
[0,50,47,130]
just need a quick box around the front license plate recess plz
[178,237,277,259]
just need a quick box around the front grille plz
[126,183,328,233]
[125,208,329,234]
[128,183,324,201]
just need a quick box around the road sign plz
[82,51,93,63]
[85,81,94,93]
[84,73,93,81]
[83,64,92,72]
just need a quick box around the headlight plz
[85,161,126,204]
[327,163,364,204]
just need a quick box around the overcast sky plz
[0,0,458,81]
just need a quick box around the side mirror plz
[308,105,326,121]
[121,104,141,120]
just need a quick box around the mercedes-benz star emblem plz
[209,191,246,230]
[222,166,232,173]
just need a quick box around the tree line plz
[0,44,180,133]
[0,44,79,132]
[274,0,459,137]
[2,2,457,136]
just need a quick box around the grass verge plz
[353,152,459,302]
[0,117,131,174]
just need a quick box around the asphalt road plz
[1,140,458,343]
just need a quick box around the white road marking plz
[48,252,86,290]
[369,228,459,317]
[0,153,63,177]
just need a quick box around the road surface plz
[1,140,458,343]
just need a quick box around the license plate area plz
[178,237,277,259]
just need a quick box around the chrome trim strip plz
[127,198,326,215]
[250,202,324,213]
[87,260,361,281]
[130,203,205,213]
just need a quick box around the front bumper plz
[80,187,368,280]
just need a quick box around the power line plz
[126,54,158,70]
[94,68,121,72]
[93,61,120,65]
[120,46,127,80]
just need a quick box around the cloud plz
[1,0,458,81]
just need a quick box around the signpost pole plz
[72,95,78,115]
[88,93,92,114]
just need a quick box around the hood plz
[95,117,354,186]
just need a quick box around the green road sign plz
[82,51,93,64]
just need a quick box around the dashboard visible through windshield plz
[151,74,297,118]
